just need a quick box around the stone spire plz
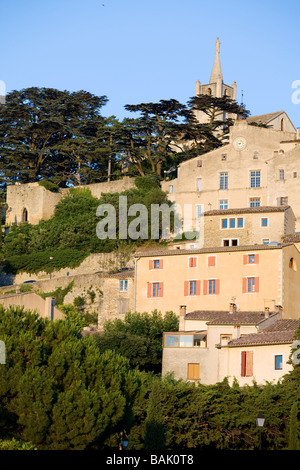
[209,38,223,84]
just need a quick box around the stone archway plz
[22,208,28,222]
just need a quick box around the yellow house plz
[134,242,300,319]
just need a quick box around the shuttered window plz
[241,351,253,377]
[188,363,200,380]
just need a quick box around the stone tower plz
[195,38,237,124]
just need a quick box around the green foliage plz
[0,438,37,450]
[288,403,299,450]
[39,281,74,305]
[38,180,60,193]
[144,380,166,450]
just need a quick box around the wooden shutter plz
[149,260,153,270]
[242,277,247,293]
[196,281,201,295]
[160,259,163,269]
[241,351,246,376]
[255,277,259,293]
[255,254,259,264]
[184,281,189,296]
[159,282,163,297]
[245,351,253,376]
[147,283,152,298]
[243,255,248,264]
[188,363,200,380]
[203,280,207,295]
[208,256,216,267]
[215,279,220,295]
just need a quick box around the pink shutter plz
[196,281,201,295]
[243,255,248,265]
[245,351,253,376]
[147,283,152,298]
[184,281,189,296]
[241,351,246,377]
[255,254,259,264]
[215,279,220,295]
[255,277,259,293]
[208,256,215,267]
[149,260,153,270]
[242,278,247,293]
[159,282,163,297]
[203,280,207,295]
[160,259,163,269]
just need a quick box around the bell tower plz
[195,38,237,124]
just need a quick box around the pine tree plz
[288,403,299,450]
[143,380,166,450]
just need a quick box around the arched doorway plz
[22,208,28,222]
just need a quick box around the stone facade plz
[5,177,135,226]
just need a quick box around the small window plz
[188,363,200,380]
[196,178,202,192]
[248,254,255,264]
[280,196,288,206]
[165,334,179,347]
[120,280,128,292]
[237,218,244,228]
[253,151,259,159]
[293,171,297,178]
[189,281,197,295]
[196,205,202,219]
[275,355,283,370]
[220,172,228,190]
[250,170,261,188]
[221,154,227,161]
[169,185,173,193]
[223,239,230,246]
[247,277,256,292]
[279,169,285,180]
[261,218,268,227]
[219,200,228,210]
[208,280,216,294]
[250,197,261,207]
[154,260,160,269]
[231,239,238,246]
[229,218,236,228]
[208,256,216,267]
[180,335,194,347]
[189,257,197,268]
[263,239,269,245]
[241,351,253,377]
[197,160,202,167]
[221,219,228,229]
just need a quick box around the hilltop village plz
[1,39,300,388]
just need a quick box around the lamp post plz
[256,412,265,450]
[119,431,129,450]
[49,256,53,279]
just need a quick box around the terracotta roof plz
[135,243,286,258]
[185,310,270,325]
[105,269,134,279]
[204,206,290,216]
[227,319,299,347]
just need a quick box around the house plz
[134,242,300,319]
[162,304,299,385]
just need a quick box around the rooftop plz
[204,205,290,216]
[227,319,299,347]
[184,310,273,325]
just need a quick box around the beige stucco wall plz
[218,343,293,386]
[0,292,65,321]
[162,121,298,230]
[136,246,285,316]
[202,207,295,248]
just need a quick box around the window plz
[221,154,227,161]
[220,334,232,345]
[22,208,28,222]
[263,239,269,245]
[223,239,238,247]
[196,205,202,219]
[165,335,179,347]
[197,159,202,167]
[253,151,259,159]
[219,200,228,210]
[203,279,220,295]
[208,256,216,267]
[147,282,163,298]
[149,259,163,269]
[275,355,283,370]
[241,351,253,377]
[169,185,173,193]
[188,363,200,380]
[209,280,216,294]
[196,178,202,192]
[279,196,288,206]
[250,170,261,188]
[231,239,238,246]
[180,335,194,347]
[250,197,261,207]
[243,277,259,293]
[237,218,244,228]
[184,280,200,296]
[220,172,228,189]
[261,218,268,227]
[293,171,298,178]
[189,257,197,267]
[221,218,228,229]
[279,169,285,180]
[164,334,206,349]
[229,218,236,228]
[120,280,128,292]
[248,254,256,264]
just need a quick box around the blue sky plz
[0,0,299,126]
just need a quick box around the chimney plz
[179,305,187,330]
[229,303,236,314]
[275,305,283,318]
[264,306,270,318]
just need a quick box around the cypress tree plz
[288,403,299,450]
[143,380,166,450]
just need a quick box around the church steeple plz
[209,38,223,84]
